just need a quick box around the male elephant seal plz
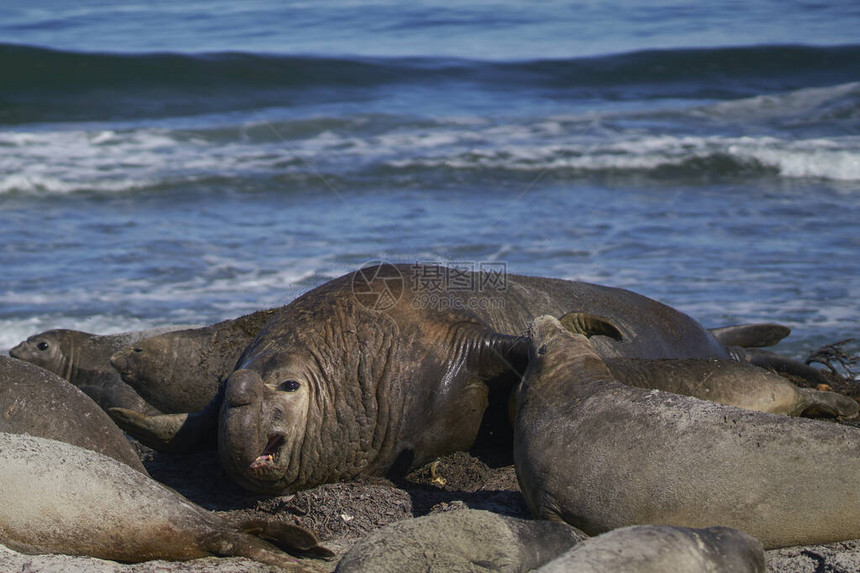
[534,525,765,573]
[334,509,585,573]
[112,264,822,494]
[515,315,860,549]
[0,356,146,473]
[8,326,188,415]
[110,308,279,413]
[0,432,329,569]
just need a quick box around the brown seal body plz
[0,432,327,569]
[110,309,278,413]
[113,265,817,494]
[514,315,860,549]
[535,525,765,573]
[0,356,146,473]
[604,357,858,418]
[8,326,187,415]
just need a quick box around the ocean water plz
[1,1,859,364]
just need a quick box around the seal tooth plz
[250,454,275,470]
[250,432,285,469]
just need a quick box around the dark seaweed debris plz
[806,338,858,379]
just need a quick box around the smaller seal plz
[535,525,765,573]
[0,432,330,568]
[110,309,278,413]
[0,356,146,473]
[335,509,585,573]
[603,357,858,418]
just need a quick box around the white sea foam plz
[697,82,860,123]
[0,255,340,355]
[3,113,860,196]
[384,132,860,181]
[730,139,860,180]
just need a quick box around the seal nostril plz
[226,369,264,407]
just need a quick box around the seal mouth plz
[249,432,285,474]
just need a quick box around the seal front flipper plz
[109,383,223,452]
[709,323,791,348]
[793,387,860,419]
[236,517,335,559]
[558,312,624,341]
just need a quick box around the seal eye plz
[279,380,301,392]
[36,341,49,351]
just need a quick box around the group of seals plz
[8,326,185,415]
[7,264,857,569]
[112,264,849,497]
[514,315,860,549]
[9,310,276,416]
[0,432,329,569]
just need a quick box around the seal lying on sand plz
[604,357,858,418]
[9,326,188,415]
[335,509,585,573]
[0,356,146,473]
[112,264,828,494]
[110,309,278,413]
[514,314,860,549]
[534,525,765,573]
[0,432,330,569]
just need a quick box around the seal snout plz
[226,369,264,408]
[109,349,130,374]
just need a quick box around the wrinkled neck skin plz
[60,337,81,381]
[392,315,520,470]
[219,304,408,494]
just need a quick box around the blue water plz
[1,1,859,364]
